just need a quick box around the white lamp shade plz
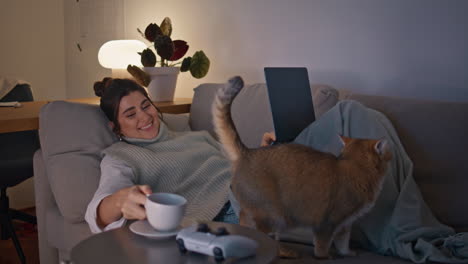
[98,40,147,69]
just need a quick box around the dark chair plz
[0,83,40,264]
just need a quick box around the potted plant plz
[127,17,210,102]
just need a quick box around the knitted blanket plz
[293,100,468,263]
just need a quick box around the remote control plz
[176,224,258,262]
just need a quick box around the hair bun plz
[93,77,113,97]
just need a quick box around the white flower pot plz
[144,67,180,102]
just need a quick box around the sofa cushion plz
[345,93,468,232]
[190,83,339,148]
[39,101,117,223]
[163,113,190,131]
[39,101,192,223]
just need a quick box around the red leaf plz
[169,40,189,61]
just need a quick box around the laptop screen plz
[264,67,315,143]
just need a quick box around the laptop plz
[264,67,315,144]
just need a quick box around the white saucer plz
[129,220,180,238]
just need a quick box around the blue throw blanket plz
[293,100,468,263]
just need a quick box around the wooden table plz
[0,98,192,134]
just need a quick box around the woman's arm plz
[97,184,152,227]
[84,155,152,233]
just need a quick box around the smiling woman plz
[115,91,161,140]
[93,78,163,139]
[85,77,242,234]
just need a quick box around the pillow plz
[188,83,220,138]
[163,113,190,132]
[311,84,339,118]
[190,82,339,147]
[39,101,190,223]
[39,101,117,223]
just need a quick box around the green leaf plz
[140,48,157,67]
[190,51,210,78]
[154,35,174,60]
[160,17,172,37]
[180,57,191,72]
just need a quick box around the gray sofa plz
[33,82,468,263]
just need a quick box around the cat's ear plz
[339,135,352,146]
[374,139,389,156]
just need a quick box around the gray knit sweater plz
[103,122,232,222]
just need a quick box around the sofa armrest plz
[33,149,59,264]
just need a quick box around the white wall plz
[3,0,468,101]
[0,0,65,209]
[64,0,125,98]
[122,0,468,101]
[0,0,66,100]
[63,0,468,102]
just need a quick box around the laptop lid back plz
[264,67,315,143]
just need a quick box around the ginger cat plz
[212,76,392,259]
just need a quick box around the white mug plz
[145,193,187,232]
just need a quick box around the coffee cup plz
[145,193,187,232]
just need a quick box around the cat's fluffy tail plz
[212,76,248,162]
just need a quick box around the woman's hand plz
[119,185,152,220]
[97,185,152,228]
[261,132,276,147]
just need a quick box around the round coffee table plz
[71,221,278,263]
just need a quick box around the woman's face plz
[116,91,160,139]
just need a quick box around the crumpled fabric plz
[294,100,468,263]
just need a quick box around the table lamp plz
[98,40,146,78]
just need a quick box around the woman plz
[85,78,273,233]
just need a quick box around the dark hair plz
[93,78,162,136]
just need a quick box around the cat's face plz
[339,136,392,163]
